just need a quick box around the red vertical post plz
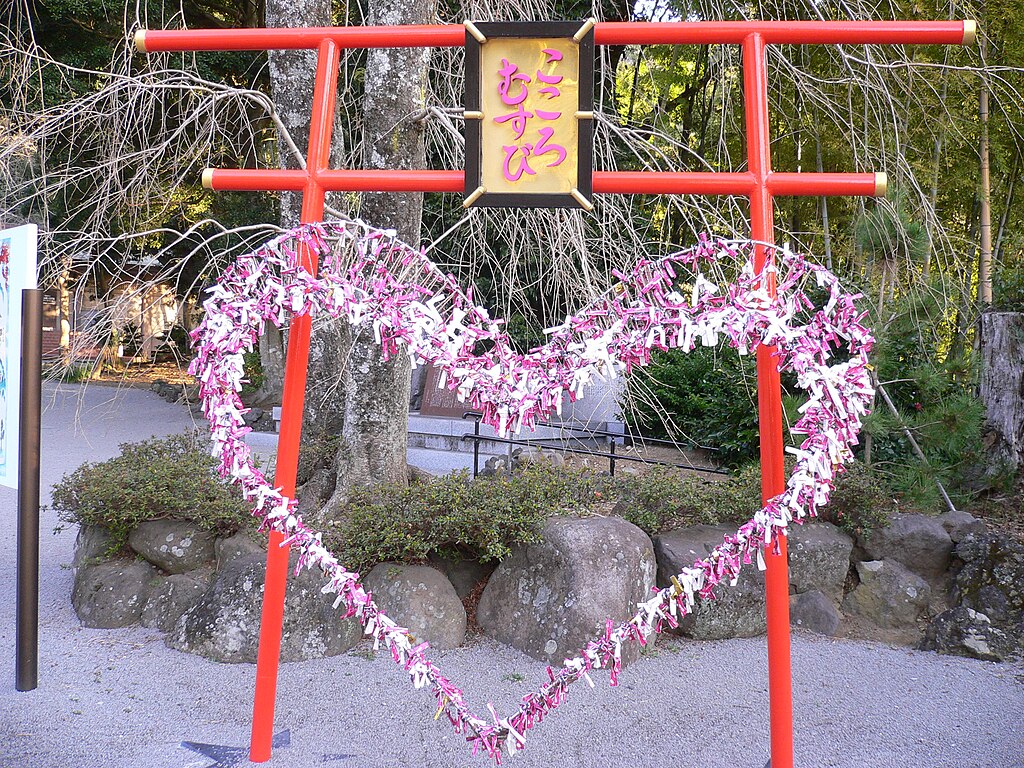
[743,33,794,768]
[249,37,341,763]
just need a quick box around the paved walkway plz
[0,383,1021,768]
[243,429,480,478]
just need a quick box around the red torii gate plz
[136,18,974,766]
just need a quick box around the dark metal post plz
[608,437,616,477]
[16,288,42,692]
[472,417,480,478]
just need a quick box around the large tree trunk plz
[254,0,332,407]
[295,0,435,514]
[326,0,436,498]
[979,312,1024,471]
[266,0,329,223]
[251,324,287,408]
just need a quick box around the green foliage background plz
[51,432,252,552]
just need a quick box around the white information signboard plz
[0,224,39,489]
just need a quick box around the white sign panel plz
[0,224,39,489]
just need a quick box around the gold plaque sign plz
[464,20,595,210]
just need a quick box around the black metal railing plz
[460,411,728,478]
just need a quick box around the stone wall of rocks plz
[151,379,277,431]
[73,522,360,662]
[72,508,1023,665]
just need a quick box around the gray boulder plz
[215,531,265,570]
[363,564,467,650]
[72,560,159,628]
[408,463,434,485]
[951,532,1024,653]
[252,413,276,432]
[129,519,217,574]
[654,525,766,640]
[182,384,201,404]
[921,606,1017,662]
[938,510,986,544]
[141,569,214,633]
[511,447,565,471]
[427,555,495,600]
[170,554,361,663]
[477,516,656,664]
[787,522,853,602]
[242,407,264,426]
[861,513,953,582]
[154,383,184,402]
[842,560,930,630]
[790,590,841,637]
[954,533,1024,623]
[479,456,510,477]
[73,524,116,567]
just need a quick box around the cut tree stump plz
[979,312,1024,470]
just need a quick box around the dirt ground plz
[968,481,1024,539]
[83,359,195,388]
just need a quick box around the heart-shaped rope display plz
[189,220,874,763]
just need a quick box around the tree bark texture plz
[295,0,436,509]
[266,0,330,227]
[325,0,437,497]
[252,322,287,408]
[979,312,1024,471]
[254,0,332,406]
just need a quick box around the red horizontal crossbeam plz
[137,20,974,52]
[594,20,974,46]
[203,169,458,192]
[137,25,464,52]
[204,168,888,197]
[594,170,886,196]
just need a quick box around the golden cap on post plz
[570,187,594,211]
[462,185,486,208]
[464,21,487,44]
[963,20,978,46]
[573,18,597,42]
[133,29,147,53]
[201,169,215,189]
[874,172,888,197]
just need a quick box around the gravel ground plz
[0,383,1021,768]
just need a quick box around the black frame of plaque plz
[464,20,595,209]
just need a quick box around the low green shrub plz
[822,460,895,538]
[296,430,340,486]
[614,459,893,539]
[622,344,812,470]
[992,262,1024,313]
[610,464,762,534]
[323,465,600,572]
[322,458,894,571]
[44,362,94,383]
[240,348,264,395]
[51,432,253,552]
[623,345,761,468]
[866,288,986,507]
[52,430,893,572]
